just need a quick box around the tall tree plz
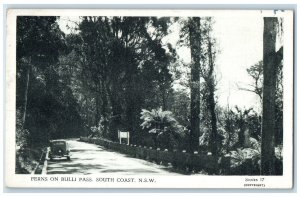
[261,17,278,175]
[207,34,218,156]
[75,16,174,140]
[17,16,64,127]
[189,17,201,152]
[16,16,86,149]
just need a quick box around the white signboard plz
[118,131,130,145]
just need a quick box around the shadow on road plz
[46,140,185,175]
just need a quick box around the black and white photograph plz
[5,9,294,188]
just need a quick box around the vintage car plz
[49,140,71,161]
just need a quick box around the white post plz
[127,132,130,145]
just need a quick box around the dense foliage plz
[17,17,83,147]
[16,16,283,175]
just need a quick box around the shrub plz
[140,108,186,150]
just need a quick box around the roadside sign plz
[118,131,130,145]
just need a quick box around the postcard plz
[5,9,294,188]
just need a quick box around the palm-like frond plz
[140,107,180,133]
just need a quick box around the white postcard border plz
[5,9,294,189]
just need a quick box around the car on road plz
[49,140,71,161]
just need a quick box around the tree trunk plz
[189,17,201,152]
[22,63,31,128]
[101,81,109,136]
[207,39,218,156]
[208,84,218,155]
[261,17,278,175]
[162,88,166,111]
[108,86,122,140]
[95,93,100,126]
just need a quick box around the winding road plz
[46,139,181,175]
